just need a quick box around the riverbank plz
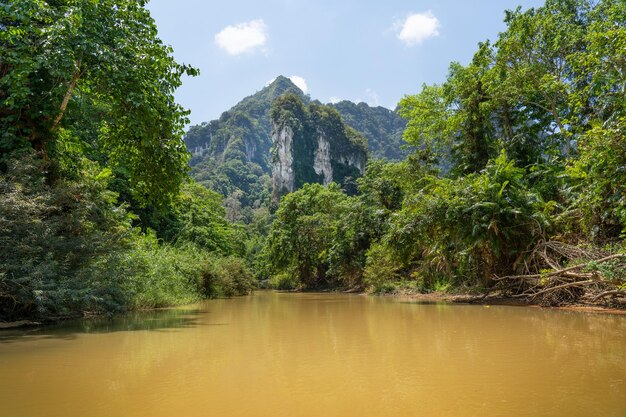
[0,320,42,330]
[3,287,624,331]
[381,289,626,315]
[268,285,626,314]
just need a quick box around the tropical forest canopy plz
[1,0,625,322]
[261,0,626,303]
[0,0,254,321]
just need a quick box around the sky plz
[146,0,545,126]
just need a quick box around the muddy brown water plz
[1,292,625,417]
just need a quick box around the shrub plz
[268,273,299,290]
[203,256,256,298]
[376,152,551,288]
[0,153,255,320]
[0,154,134,319]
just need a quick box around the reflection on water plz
[0,308,207,344]
[0,292,624,417]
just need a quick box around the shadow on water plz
[0,307,217,344]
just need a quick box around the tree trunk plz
[51,61,82,132]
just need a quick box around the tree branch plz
[495,253,626,281]
[51,60,82,132]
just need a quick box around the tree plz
[446,43,496,174]
[494,0,592,159]
[265,183,348,288]
[0,0,197,206]
[566,0,626,240]
[399,43,497,175]
[168,182,245,256]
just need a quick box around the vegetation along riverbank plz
[2,0,626,325]
[257,0,626,309]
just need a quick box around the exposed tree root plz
[490,242,626,307]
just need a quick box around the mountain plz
[329,101,408,161]
[270,94,367,202]
[186,76,305,214]
[186,76,306,170]
[184,76,406,218]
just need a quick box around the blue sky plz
[147,0,544,126]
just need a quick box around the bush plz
[363,242,401,293]
[0,154,134,319]
[202,256,256,298]
[268,272,299,290]
[92,237,206,310]
[369,152,551,289]
[0,153,255,320]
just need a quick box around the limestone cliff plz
[271,122,295,197]
[183,76,398,213]
[313,132,332,185]
[270,94,367,203]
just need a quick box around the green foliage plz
[268,273,299,291]
[381,152,550,286]
[0,0,197,207]
[0,153,133,319]
[399,43,499,175]
[96,238,204,310]
[0,1,256,322]
[330,100,409,161]
[263,151,555,292]
[264,174,390,290]
[265,183,349,288]
[201,256,256,298]
[270,94,368,200]
[569,119,626,239]
[157,182,246,256]
[363,242,401,293]
[0,152,254,320]
[399,84,455,163]
[264,181,383,289]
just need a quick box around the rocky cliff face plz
[184,76,306,170]
[270,94,367,203]
[313,132,332,185]
[271,122,295,197]
[184,76,399,213]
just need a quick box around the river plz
[1,292,625,417]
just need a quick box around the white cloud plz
[365,88,380,106]
[215,19,268,55]
[394,11,440,46]
[329,96,342,104]
[289,75,308,94]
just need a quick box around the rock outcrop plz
[313,132,332,185]
[183,76,401,211]
[270,94,367,203]
[271,122,295,197]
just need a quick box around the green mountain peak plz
[184,77,408,212]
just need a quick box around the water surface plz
[1,292,625,417]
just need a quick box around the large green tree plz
[265,183,349,288]
[1,0,197,205]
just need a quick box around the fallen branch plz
[592,289,626,302]
[488,243,626,306]
[528,280,594,300]
[496,253,626,281]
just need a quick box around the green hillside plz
[330,101,408,161]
